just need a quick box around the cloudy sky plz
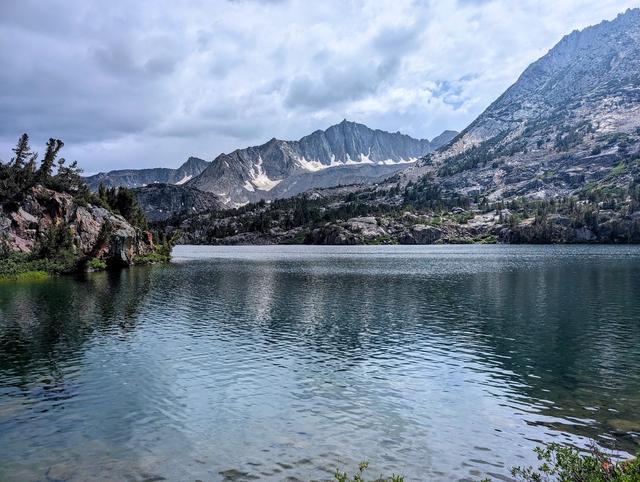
[0,0,636,173]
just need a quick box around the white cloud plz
[0,0,636,173]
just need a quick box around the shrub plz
[32,225,78,272]
[334,461,404,482]
[135,252,171,265]
[509,443,640,482]
[87,258,107,271]
[0,250,71,278]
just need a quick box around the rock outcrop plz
[306,217,389,245]
[0,185,153,266]
[399,225,443,244]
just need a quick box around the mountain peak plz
[330,119,361,131]
[187,121,449,205]
[430,130,459,150]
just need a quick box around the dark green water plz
[1,245,639,481]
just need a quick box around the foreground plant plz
[509,443,640,482]
[334,461,404,482]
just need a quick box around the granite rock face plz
[0,185,153,265]
[399,225,443,244]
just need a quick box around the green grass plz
[366,235,398,245]
[611,162,628,176]
[473,234,498,244]
[0,252,76,278]
[0,270,49,282]
[451,211,475,224]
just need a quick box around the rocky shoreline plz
[1,184,154,269]
[177,206,640,246]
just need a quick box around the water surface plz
[1,245,639,481]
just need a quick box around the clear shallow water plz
[1,245,640,481]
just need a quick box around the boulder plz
[344,217,387,240]
[575,227,596,242]
[307,224,358,245]
[399,224,443,244]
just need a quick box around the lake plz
[1,245,639,481]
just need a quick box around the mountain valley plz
[159,8,640,245]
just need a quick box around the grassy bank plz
[0,226,179,280]
[0,251,74,280]
[0,269,49,282]
[0,248,174,280]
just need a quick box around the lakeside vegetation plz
[502,444,640,482]
[336,444,640,482]
[334,461,404,482]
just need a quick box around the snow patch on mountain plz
[175,174,193,185]
[247,156,282,191]
[296,157,330,172]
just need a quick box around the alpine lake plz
[1,245,639,481]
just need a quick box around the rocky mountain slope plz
[269,162,407,200]
[187,120,456,205]
[405,8,640,201]
[84,157,209,190]
[132,184,222,222]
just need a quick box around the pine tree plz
[11,133,32,169]
[38,138,64,181]
[98,183,107,203]
[52,158,83,192]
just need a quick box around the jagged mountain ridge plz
[84,156,210,190]
[187,120,457,205]
[406,8,640,201]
